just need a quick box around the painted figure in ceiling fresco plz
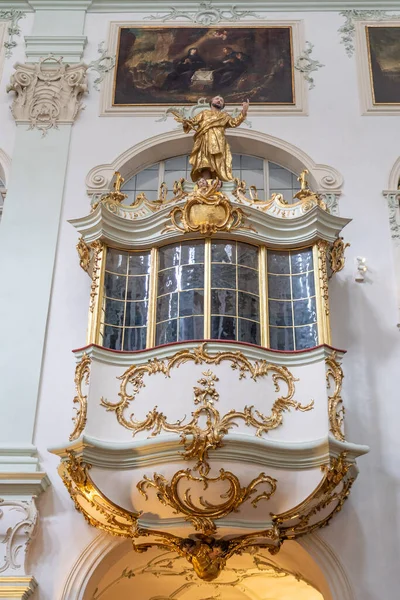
[172,96,249,182]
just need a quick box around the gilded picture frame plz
[356,20,400,115]
[100,20,307,116]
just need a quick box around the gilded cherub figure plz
[172,96,249,183]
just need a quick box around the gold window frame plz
[88,239,331,351]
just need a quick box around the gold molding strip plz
[314,241,331,345]
[69,353,91,442]
[326,352,345,442]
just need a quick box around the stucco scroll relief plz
[87,42,116,92]
[144,2,261,25]
[7,55,88,136]
[0,10,25,58]
[0,498,37,575]
[101,344,314,475]
[339,10,400,57]
[294,42,324,90]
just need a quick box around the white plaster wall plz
[0,14,34,171]
[18,9,400,600]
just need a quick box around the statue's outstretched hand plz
[242,99,250,115]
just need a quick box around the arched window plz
[121,154,303,204]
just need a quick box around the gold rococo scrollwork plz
[100,345,314,476]
[233,169,327,216]
[89,240,103,313]
[328,236,350,277]
[60,449,354,581]
[163,178,250,234]
[137,466,277,534]
[317,239,330,316]
[272,453,354,539]
[76,237,90,272]
[326,352,345,442]
[69,353,91,442]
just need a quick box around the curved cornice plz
[69,201,350,248]
[49,434,369,471]
[73,341,345,368]
[85,128,343,199]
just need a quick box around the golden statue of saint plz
[173,96,249,182]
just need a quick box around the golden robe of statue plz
[173,96,249,182]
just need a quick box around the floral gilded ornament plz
[163,179,250,234]
[89,240,103,313]
[76,237,90,273]
[69,353,91,442]
[328,237,350,277]
[317,240,330,316]
[101,344,314,476]
[138,467,277,534]
[326,353,345,442]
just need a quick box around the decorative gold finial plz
[293,169,326,210]
[113,171,124,193]
[298,169,309,191]
[94,171,128,207]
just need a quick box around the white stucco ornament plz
[0,498,38,576]
[7,55,88,136]
[0,9,25,58]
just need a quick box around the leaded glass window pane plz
[156,241,205,345]
[211,241,260,345]
[267,248,318,351]
[100,249,151,351]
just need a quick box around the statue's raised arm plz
[177,96,249,183]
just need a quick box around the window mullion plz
[289,251,295,350]
[259,246,268,347]
[158,161,165,196]
[264,159,270,199]
[121,254,130,351]
[204,238,211,339]
[146,247,158,348]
